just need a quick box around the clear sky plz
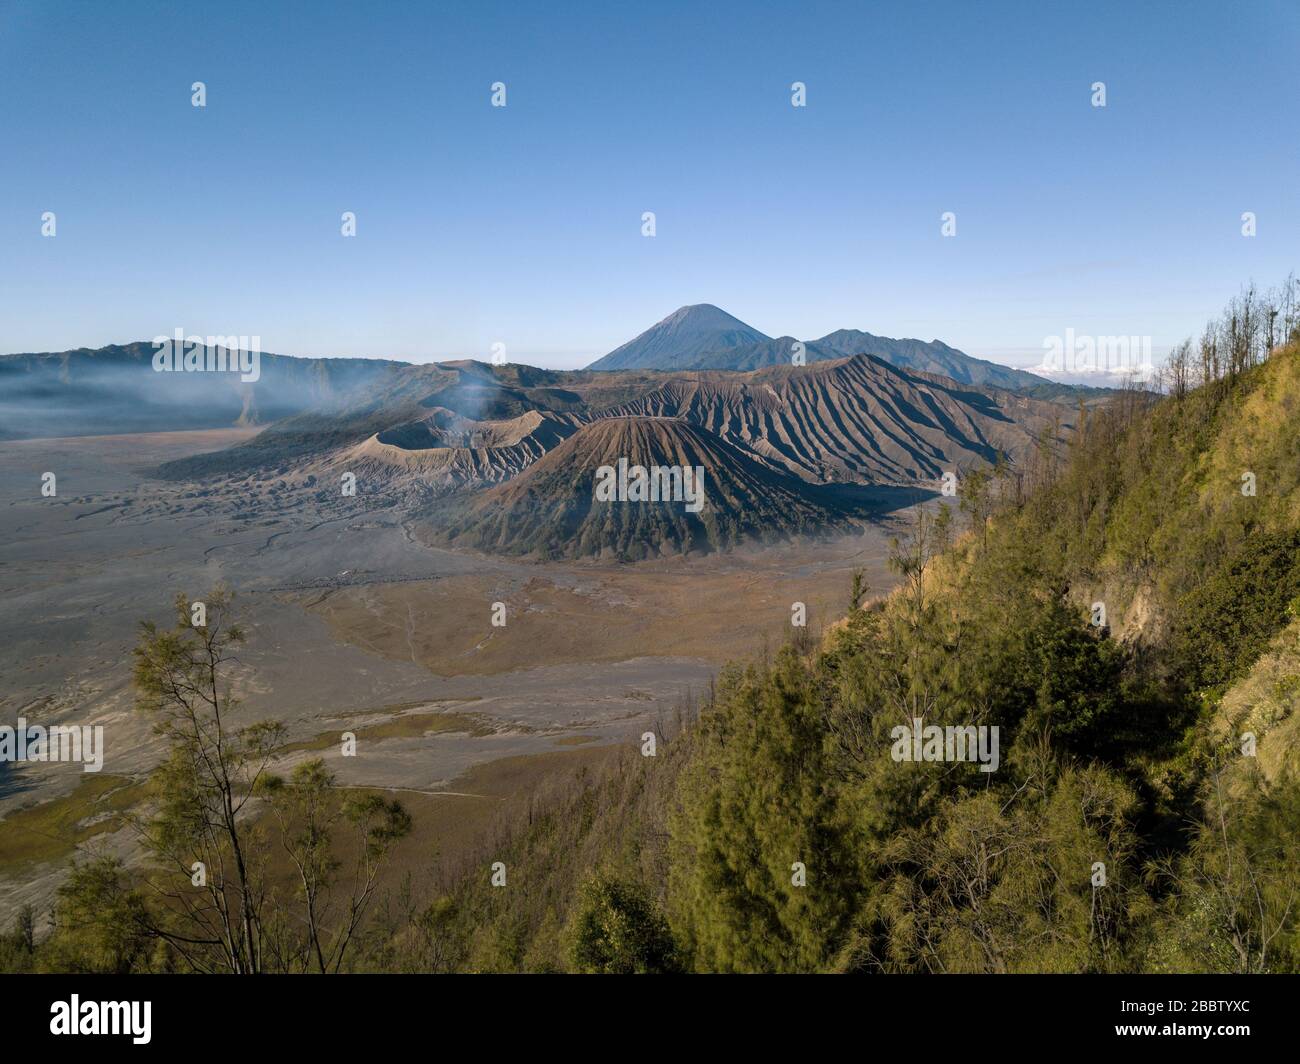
[1,0,1296,370]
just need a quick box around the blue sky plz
[1,0,1296,370]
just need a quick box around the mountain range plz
[586,303,1081,398]
[0,307,1104,444]
[0,342,401,440]
[0,313,1095,557]
[163,355,1075,557]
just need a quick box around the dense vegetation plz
[6,284,1299,974]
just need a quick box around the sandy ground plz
[0,427,905,918]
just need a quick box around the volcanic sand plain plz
[0,427,907,915]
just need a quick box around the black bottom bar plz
[3,973,1290,1051]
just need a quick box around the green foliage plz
[0,905,36,974]
[39,859,151,974]
[1174,530,1300,693]
[569,872,676,973]
[870,765,1151,973]
[1151,768,1300,973]
[668,651,861,972]
[1017,598,1128,756]
[263,758,412,973]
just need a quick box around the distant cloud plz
[1024,360,1161,389]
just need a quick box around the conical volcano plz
[426,415,863,559]
[587,305,770,371]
